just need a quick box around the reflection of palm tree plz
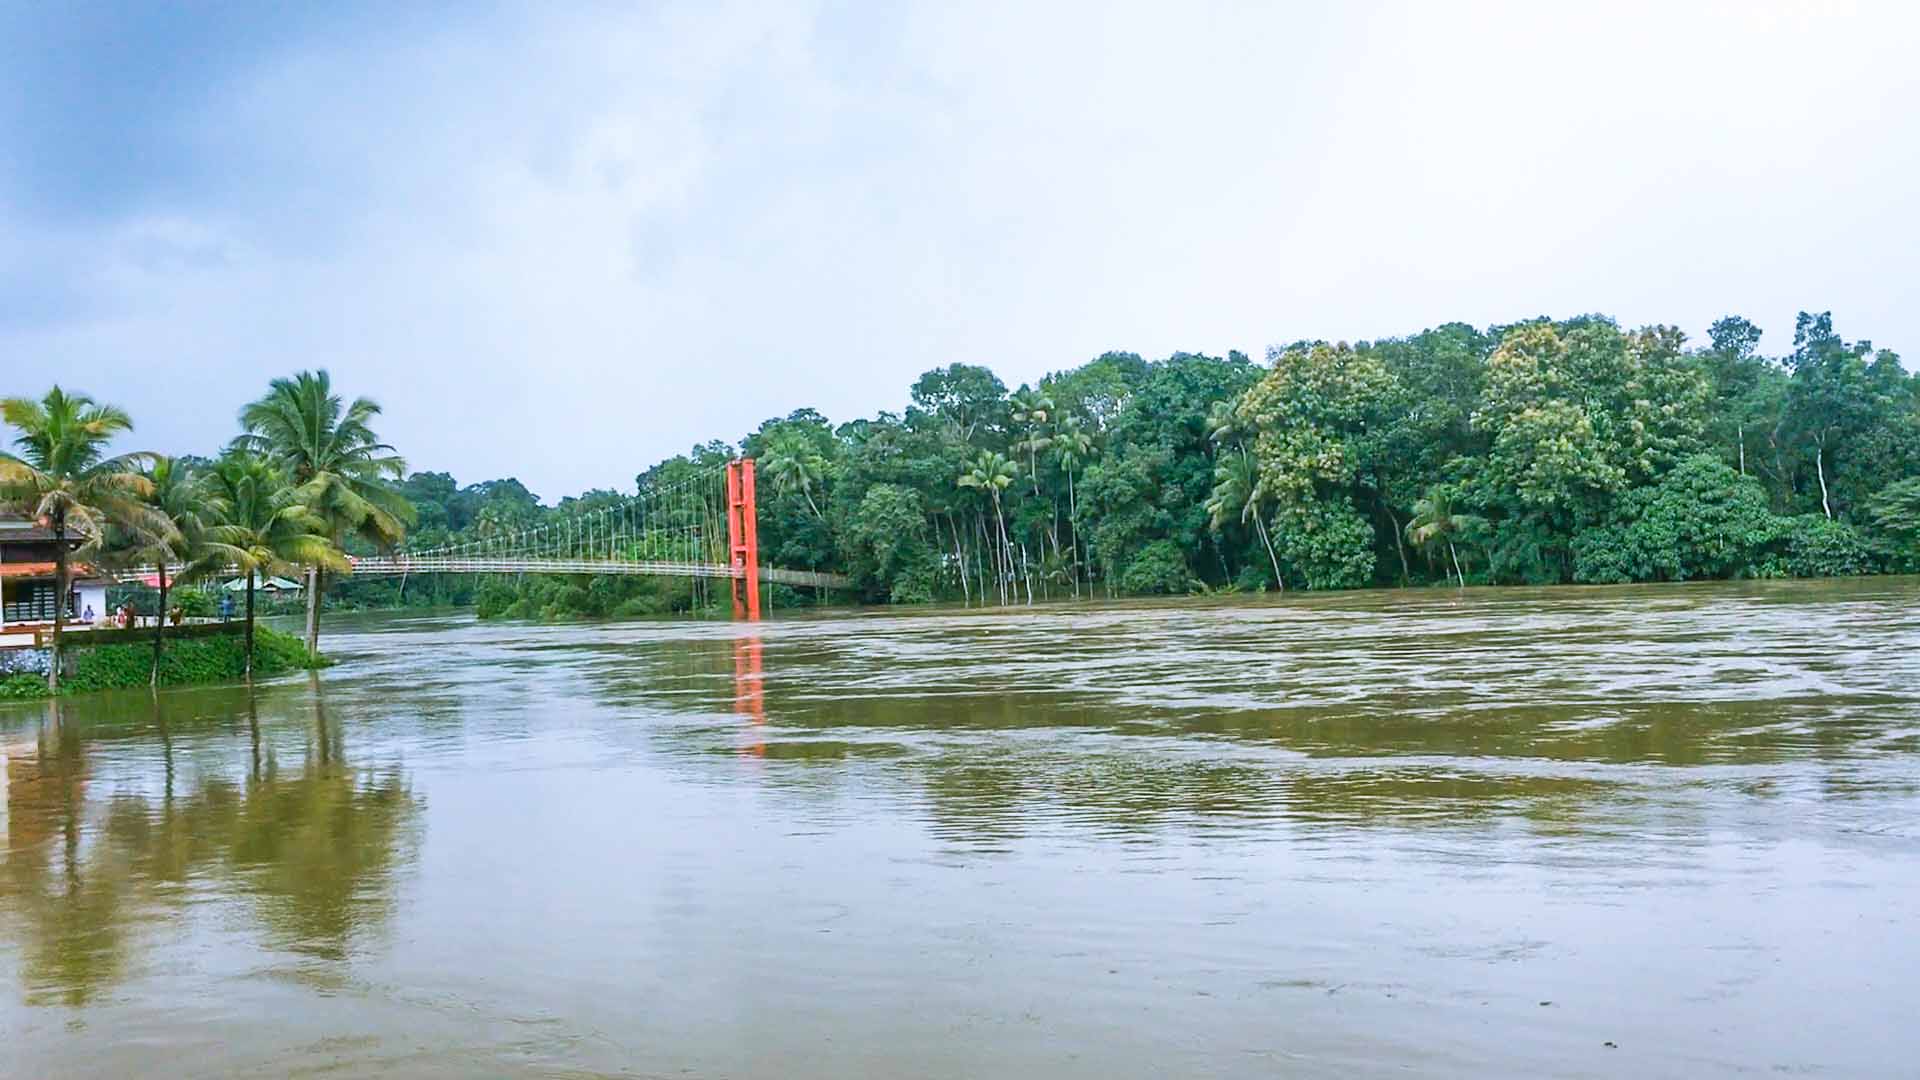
[2,692,421,1003]
[0,701,137,1006]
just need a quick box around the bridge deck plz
[121,559,849,591]
[349,557,849,590]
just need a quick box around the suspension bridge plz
[138,459,845,619]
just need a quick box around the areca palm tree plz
[0,388,167,691]
[1010,387,1054,496]
[199,453,346,680]
[235,371,412,654]
[1051,414,1095,593]
[958,450,1018,604]
[1405,485,1485,589]
[1205,450,1283,591]
[761,433,828,518]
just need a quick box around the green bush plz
[56,626,324,695]
[0,673,46,700]
[888,559,940,604]
[1572,456,1780,583]
[474,581,519,620]
[1779,515,1879,578]
[1121,540,1195,595]
[1274,500,1377,590]
[174,588,217,618]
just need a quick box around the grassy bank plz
[0,626,327,701]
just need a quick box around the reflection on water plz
[3,578,1920,1077]
[1,684,419,1009]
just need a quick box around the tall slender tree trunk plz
[1449,540,1464,589]
[1066,468,1080,597]
[245,571,257,683]
[1253,515,1283,592]
[993,495,1015,605]
[947,513,969,605]
[1385,506,1410,586]
[974,514,989,606]
[1737,423,1746,477]
[304,566,321,655]
[152,562,170,687]
[1815,441,1833,520]
[48,516,67,693]
[1019,540,1034,605]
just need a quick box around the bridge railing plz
[117,558,849,591]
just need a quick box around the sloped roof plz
[0,561,105,581]
[0,512,60,542]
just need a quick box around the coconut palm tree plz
[1205,449,1283,591]
[1405,485,1484,589]
[760,432,828,518]
[199,453,346,680]
[957,450,1018,604]
[234,371,411,655]
[126,457,222,685]
[0,388,168,692]
[1201,399,1281,591]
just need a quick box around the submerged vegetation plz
[0,626,324,700]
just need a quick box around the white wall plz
[75,583,108,624]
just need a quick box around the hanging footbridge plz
[138,459,844,619]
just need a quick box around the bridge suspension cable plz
[349,459,848,599]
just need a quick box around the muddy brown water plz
[3,578,1918,1077]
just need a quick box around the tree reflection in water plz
[0,681,420,1006]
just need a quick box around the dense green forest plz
[333,310,1920,618]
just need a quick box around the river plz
[3,578,1918,1077]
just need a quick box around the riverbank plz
[0,625,326,700]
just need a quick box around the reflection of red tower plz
[725,458,762,620]
[733,634,765,756]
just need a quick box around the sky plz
[4,1,1917,501]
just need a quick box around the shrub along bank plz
[0,626,325,700]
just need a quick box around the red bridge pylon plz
[725,458,762,620]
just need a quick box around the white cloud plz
[5,0,1917,497]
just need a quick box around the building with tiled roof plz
[1,512,112,641]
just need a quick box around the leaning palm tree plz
[234,371,412,655]
[1205,450,1283,591]
[1405,485,1484,589]
[198,453,347,681]
[760,433,828,518]
[0,388,167,691]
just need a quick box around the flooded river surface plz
[4,579,1919,1077]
